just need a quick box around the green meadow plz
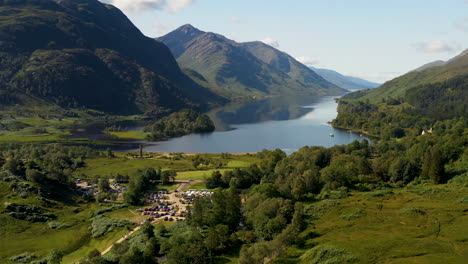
[273,183,468,264]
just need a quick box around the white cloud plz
[262,37,280,48]
[296,56,319,66]
[414,40,459,53]
[101,0,195,14]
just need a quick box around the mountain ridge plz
[158,24,345,99]
[344,48,468,101]
[310,67,380,90]
[0,0,224,116]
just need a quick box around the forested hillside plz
[334,50,468,139]
[344,48,468,102]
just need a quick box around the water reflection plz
[133,95,369,154]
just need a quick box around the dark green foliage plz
[144,109,215,140]
[188,187,241,231]
[429,145,445,184]
[6,203,56,222]
[87,249,101,260]
[404,74,468,120]
[161,170,176,185]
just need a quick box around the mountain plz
[158,24,344,99]
[0,0,224,116]
[310,67,380,90]
[345,48,468,102]
[412,60,446,72]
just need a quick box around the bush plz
[89,215,133,238]
[9,181,38,198]
[94,203,129,215]
[300,244,357,264]
[305,200,340,220]
[6,203,56,222]
[48,221,71,229]
[399,207,425,216]
[9,252,36,263]
[317,187,349,200]
[340,209,367,221]
[364,189,393,198]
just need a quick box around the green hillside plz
[333,49,468,139]
[0,0,224,116]
[346,49,468,102]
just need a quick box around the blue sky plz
[101,0,468,83]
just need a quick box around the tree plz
[429,145,445,184]
[26,168,45,183]
[88,249,101,260]
[204,225,230,254]
[206,170,223,189]
[420,147,432,180]
[98,178,110,193]
[141,221,155,239]
[120,247,145,264]
[106,148,115,158]
[161,170,176,184]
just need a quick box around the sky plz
[100,0,468,83]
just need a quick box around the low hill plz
[0,0,224,116]
[158,24,344,99]
[310,67,381,90]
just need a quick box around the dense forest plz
[333,74,468,139]
[144,109,215,141]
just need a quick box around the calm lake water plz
[128,95,369,154]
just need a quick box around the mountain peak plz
[460,48,468,57]
[177,24,203,34]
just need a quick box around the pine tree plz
[429,145,445,184]
[420,147,432,180]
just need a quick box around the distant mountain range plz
[158,25,345,99]
[0,0,224,116]
[310,67,380,90]
[346,48,468,102]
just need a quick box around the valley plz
[0,1,467,264]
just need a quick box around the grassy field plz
[76,154,259,179]
[76,157,194,177]
[273,183,468,264]
[177,169,230,180]
[106,130,148,140]
[0,180,134,263]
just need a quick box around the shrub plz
[89,215,133,238]
[94,203,129,215]
[9,252,36,263]
[364,189,393,198]
[48,221,71,229]
[300,244,357,264]
[305,200,340,220]
[340,209,367,221]
[399,207,425,216]
[6,203,56,222]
